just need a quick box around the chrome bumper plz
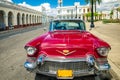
[24,56,111,78]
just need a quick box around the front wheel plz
[35,73,49,80]
[95,71,112,80]
[75,75,96,80]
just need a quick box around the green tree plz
[85,12,91,20]
[85,12,99,21]
[118,7,120,12]
[94,0,102,13]
[110,10,113,19]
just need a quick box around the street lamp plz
[90,0,95,28]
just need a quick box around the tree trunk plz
[95,2,96,20]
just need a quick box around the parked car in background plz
[24,19,111,80]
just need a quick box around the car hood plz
[40,30,95,58]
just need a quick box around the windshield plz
[50,20,86,31]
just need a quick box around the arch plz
[40,16,42,23]
[38,16,39,23]
[35,15,36,23]
[8,11,14,28]
[87,8,90,13]
[22,13,25,24]
[29,15,31,24]
[32,15,34,24]
[0,10,6,30]
[26,14,28,24]
[39,16,40,23]
[17,13,21,25]
[37,16,39,23]
[39,16,41,23]
[36,16,38,23]
[83,9,85,13]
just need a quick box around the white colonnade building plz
[0,0,49,30]
[56,2,90,21]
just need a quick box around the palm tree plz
[110,10,113,19]
[85,12,91,21]
[85,0,95,28]
[85,0,102,20]
[94,0,102,13]
[85,12,99,21]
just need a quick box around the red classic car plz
[24,19,111,80]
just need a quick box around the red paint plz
[25,30,110,59]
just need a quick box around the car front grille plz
[38,61,89,73]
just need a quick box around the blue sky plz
[12,0,87,8]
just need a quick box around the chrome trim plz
[56,50,76,56]
[24,56,110,78]
[86,55,95,65]
[37,70,94,78]
[44,57,86,62]
[96,63,111,70]
[24,62,37,69]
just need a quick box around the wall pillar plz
[4,14,8,27]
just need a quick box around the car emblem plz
[56,49,76,55]
[63,50,69,53]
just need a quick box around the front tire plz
[35,73,49,80]
[95,71,112,80]
[74,75,95,80]
[35,73,56,80]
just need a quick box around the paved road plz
[0,22,120,80]
[0,25,46,80]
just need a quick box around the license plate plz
[57,70,73,78]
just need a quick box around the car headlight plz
[25,46,37,55]
[97,47,110,56]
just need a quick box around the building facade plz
[97,0,120,20]
[0,0,48,31]
[56,2,90,21]
[113,7,120,19]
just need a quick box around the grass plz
[102,19,120,23]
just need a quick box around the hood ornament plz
[56,49,76,55]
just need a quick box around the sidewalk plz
[0,25,42,34]
[0,24,45,40]
[86,21,120,80]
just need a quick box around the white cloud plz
[18,2,52,11]
[6,0,13,2]
[18,2,42,12]
[102,0,117,3]
[18,2,56,16]
[41,3,51,11]
[97,0,120,11]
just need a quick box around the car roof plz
[52,19,84,22]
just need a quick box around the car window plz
[51,20,85,31]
